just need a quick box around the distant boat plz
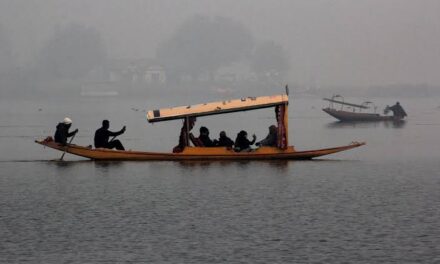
[35,89,365,161]
[322,95,403,122]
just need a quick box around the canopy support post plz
[185,117,190,146]
[276,104,289,149]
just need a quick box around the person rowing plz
[94,120,126,150]
[385,102,407,119]
[54,117,78,146]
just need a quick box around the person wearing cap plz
[94,120,126,150]
[54,117,78,145]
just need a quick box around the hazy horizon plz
[1,0,440,88]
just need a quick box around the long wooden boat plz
[322,95,402,122]
[36,88,365,160]
[35,138,365,161]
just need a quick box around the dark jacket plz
[389,103,407,118]
[94,127,124,148]
[234,132,255,151]
[198,134,215,147]
[216,135,234,147]
[54,123,76,145]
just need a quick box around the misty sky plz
[1,0,440,87]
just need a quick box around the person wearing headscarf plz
[54,117,78,145]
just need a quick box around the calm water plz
[1,95,440,263]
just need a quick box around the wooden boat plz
[35,139,365,161]
[36,89,365,160]
[322,95,402,122]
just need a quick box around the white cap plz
[63,117,72,124]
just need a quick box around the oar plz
[109,135,118,143]
[109,126,125,142]
[59,133,76,161]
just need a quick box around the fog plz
[1,0,440,98]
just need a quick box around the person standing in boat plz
[214,131,234,148]
[234,130,256,152]
[198,126,215,147]
[54,117,78,146]
[94,120,126,150]
[386,102,407,119]
[256,125,278,147]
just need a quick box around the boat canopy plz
[147,94,288,123]
[323,98,369,109]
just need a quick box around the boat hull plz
[323,108,400,122]
[35,139,365,161]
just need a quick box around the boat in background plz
[36,88,365,161]
[322,95,403,122]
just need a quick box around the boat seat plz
[189,133,204,147]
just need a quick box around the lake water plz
[1,95,440,263]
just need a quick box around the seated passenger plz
[234,130,256,152]
[94,120,126,150]
[198,126,215,147]
[256,125,278,147]
[214,131,234,148]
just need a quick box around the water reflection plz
[326,120,406,129]
[384,120,406,128]
[93,161,124,170]
[50,160,89,168]
[177,159,290,172]
[52,160,76,168]
[263,160,290,170]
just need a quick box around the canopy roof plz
[323,98,370,109]
[147,94,288,123]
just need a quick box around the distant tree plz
[250,41,289,81]
[37,23,106,80]
[156,15,254,81]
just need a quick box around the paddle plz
[109,126,126,142]
[59,132,76,161]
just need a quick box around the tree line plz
[0,15,289,96]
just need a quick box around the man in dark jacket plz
[256,125,278,147]
[214,131,234,148]
[54,117,78,145]
[198,126,215,147]
[94,120,126,150]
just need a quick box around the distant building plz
[144,66,166,84]
[107,58,166,85]
[215,62,257,83]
